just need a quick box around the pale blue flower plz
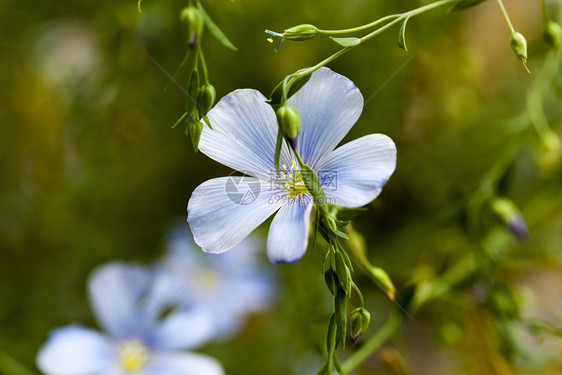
[188,67,396,263]
[147,224,275,338]
[37,262,224,375]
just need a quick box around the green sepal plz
[335,288,347,349]
[333,228,349,240]
[188,116,203,152]
[330,36,361,47]
[322,251,333,273]
[324,269,338,296]
[398,16,410,51]
[197,3,238,51]
[449,0,488,11]
[335,252,351,296]
[267,74,311,105]
[202,114,212,129]
[187,69,200,115]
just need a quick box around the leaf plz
[274,129,283,174]
[164,49,192,91]
[334,207,367,222]
[197,3,238,51]
[334,289,347,349]
[172,112,188,128]
[267,74,311,105]
[186,69,200,115]
[398,16,410,51]
[329,36,361,47]
[449,0,488,11]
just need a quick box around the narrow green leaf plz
[172,112,188,128]
[267,74,312,105]
[164,49,192,91]
[187,69,200,115]
[334,206,367,222]
[335,288,347,349]
[398,16,410,51]
[335,252,350,296]
[197,3,238,51]
[329,36,361,47]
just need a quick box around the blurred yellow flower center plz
[117,339,149,372]
[280,161,308,198]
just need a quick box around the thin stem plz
[341,313,403,373]
[318,14,401,35]
[198,47,209,83]
[496,0,515,33]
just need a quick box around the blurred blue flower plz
[188,67,396,263]
[147,225,275,339]
[37,262,224,375]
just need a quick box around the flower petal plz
[188,177,284,254]
[144,352,224,375]
[318,134,396,208]
[36,325,116,375]
[288,67,363,169]
[148,308,216,351]
[199,89,291,178]
[266,197,313,263]
[88,262,152,339]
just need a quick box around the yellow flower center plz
[117,339,149,372]
[280,161,309,198]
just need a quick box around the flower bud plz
[181,6,204,49]
[282,24,319,41]
[491,198,529,241]
[510,32,528,64]
[350,307,370,345]
[543,22,562,50]
[276,105,301,140]
[198,83,216,116]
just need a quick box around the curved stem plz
[318,15,401,35]
[197,47,209,84]
[341,313,403,373]
[540,0,549,24]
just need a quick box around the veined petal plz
[36,325,116,375]
[199,89,291,178]
[288,67,363,169]
[149,308,216,351]
[88,262,151,339]
[188,177,285,254]
[144,352,224,375]
[267,197,313,263]
[318,134,396,208]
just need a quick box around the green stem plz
[283,0,454,97]
[496,0,515,33]
[198,47,209,84]
[341,313,403,373]
[318,15,401,35]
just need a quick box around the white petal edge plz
[199,89,291,178]
[317,134,396,208]
[149,308,216,351]
[36,325,116,375]
[188,177,285,254]
[288,67,364,169]
[266,198,313,263]
[144,352,224,375]
[88,262,152,339]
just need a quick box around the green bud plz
[181,6,204,48]
[490,198,528,241]
[276,105,301,139]
[543,22,562,49]
[510,32,529,72]
[350,307,370,345]
[188,116,203,152]
[282,24,319,41]
[198,83,216,116]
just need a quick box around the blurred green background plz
[1,0,562,374]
